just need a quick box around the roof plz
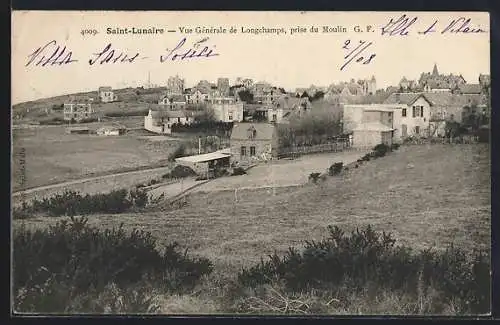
[230,123,276,141]
[344,104,404,111]
[99,86,112,92]
[171,94,186,102]
[353,122,394,132]
[175,151,231,164]
[166,110,187,118]
[149,109,187,119]
[458,84,482,94]
[383,93,432,106]
[423,92,482,107]
[274,96,310,110]
[66,126,90,131]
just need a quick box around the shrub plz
[373,144,390,158]
[104,109,149,118]
[328,162,343,176]
[13,188,150,218]
[39,117,65,125]
[162,172,172,179]
[308,173,321,184]
[354,164,359,168]
[232,167,247,176]
[13,217,213,313]
[361,154,371,162]
[170,165,197,178]
[148,179,158,186]
[168,144,187,162]
[129,189,149,209]
[237,225,490,314]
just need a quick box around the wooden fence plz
[278,140,351,159]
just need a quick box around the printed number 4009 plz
[81,29,98,36]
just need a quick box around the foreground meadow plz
[13,144,491,314]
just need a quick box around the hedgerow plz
[13,217,213,313]
[237,225,490,314]
[13,188,149,219]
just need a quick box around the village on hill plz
[12,63,490,181]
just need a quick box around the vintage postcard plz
[11,11,491,315]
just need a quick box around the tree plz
[237,90,254,103]
[310,91,325,102]
[194,107,216,123]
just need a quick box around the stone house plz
[230,123,278,164]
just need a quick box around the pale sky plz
[12,11,490,104]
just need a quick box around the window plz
[272,114,277,122]
[241,146,247,156]
[250,146,256,156]
[402,108,407,117]
[412,105,424,117]
[228,113,233,121]
[415,126,420,134]
[178,117,181,123]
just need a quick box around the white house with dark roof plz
[158,94,187,110]
[98,86,117,103]
[144,109,195,134]
[383,93,432,139]
[185,89,210,104]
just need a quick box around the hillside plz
[12,86,168,122]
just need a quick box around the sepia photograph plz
[11,11,491,315]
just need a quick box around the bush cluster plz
[373,143,390,158]
[39,117,65,125]
[308,173,321,184]
[328,162,343,176]
[104,110,149,118]
[13,189,149,218]
[231,167,247,176]
[13,217,213,313]
[237,225,490,314]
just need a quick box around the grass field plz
[11,124,181,191]
[15,144,491,276]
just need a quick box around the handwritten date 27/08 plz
[340,39,376,71]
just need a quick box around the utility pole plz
[198,136,202,155]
